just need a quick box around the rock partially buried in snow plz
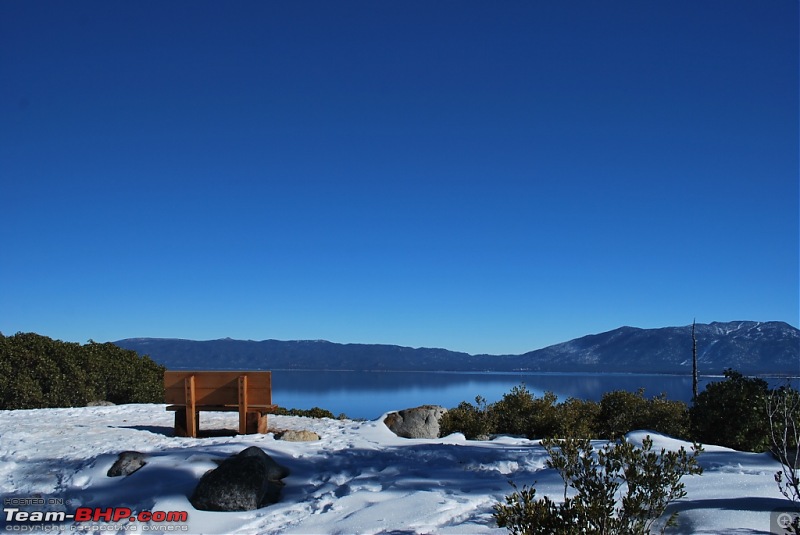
[384,405,447,439]
[277,429,320,442]
[190,446,290,511]
[107,451,146,477]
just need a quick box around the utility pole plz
[692,319,698,403]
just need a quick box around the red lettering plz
[166,511,188,522]
[94,508,113,522]
[113,508,132,522]
[73,506,189,524]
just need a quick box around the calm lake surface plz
[271,371,800,420]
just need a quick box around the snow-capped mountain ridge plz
[114,321,799,375]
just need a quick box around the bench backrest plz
[164,370,272,406]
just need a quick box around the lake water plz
[271,371,800,420]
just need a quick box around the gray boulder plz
[384,405,447,439]
[190,446,290,511]
[107,451,147,477]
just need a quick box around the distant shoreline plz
[164,367,800,379]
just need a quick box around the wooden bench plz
[164,370,277,438]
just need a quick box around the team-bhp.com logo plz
[3,497,189,532]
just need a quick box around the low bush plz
[489,384,537,437]
[439,396,494,439]
[494,435,703,534]
[273,406,339,419]
[690,369,771,452]
[598,389,689,440]
[489,385,560,439]
[554,397,601,438]
[441,384,689,441]
[768,385,800,533]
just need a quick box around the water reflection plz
[272,371,748,420]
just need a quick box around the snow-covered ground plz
[0,404,793,534]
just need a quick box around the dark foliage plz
[494,436,703,534]
[439,396,495,440]
[441,384,689,441]
[690,369,771,452]
[598,389,690,440]
[272,406,340,419]
[0,332,165,409]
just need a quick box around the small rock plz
[107,451,147,477]
[87,400,115,407]
[277,430,320,442]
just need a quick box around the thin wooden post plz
[185,375,197,438]
[238,375,248,435]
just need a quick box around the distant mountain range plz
[114,321,800,375]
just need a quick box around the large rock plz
[190,446,290,511]
[384,405,447,439]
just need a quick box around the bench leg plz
[174,410,188,437]
[245,412,268,434]
[173,409,199,438]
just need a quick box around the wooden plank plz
[184,375,196,438]
[165,370,272,386]
[164,371,271,406]
[238,375,248,435]
[166,404,276,412]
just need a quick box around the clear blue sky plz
[1,1,797,355]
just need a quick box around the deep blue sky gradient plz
[1,1,798,354]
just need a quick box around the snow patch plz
[0,405,792,534]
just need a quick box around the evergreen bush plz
[555,397,600,438]
[439,396,494,439]
[494,435,703,534]
[598,389,689,440]
[441,384,688,442]
[0,332,165,409]
[273,406,338,419]
[488,385,561,439]
[690,369,771,452]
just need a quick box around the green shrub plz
[554,397,600,439]
[647,395,690,439]
[598,389,650,438]
[439,396,494,439]
[274,406,337,419]
[489,384,537,437]
[494,435,703,534]
[691,369,770,452]
[525,391,560,439]
[598,389,689,440]
[487,385,560,439]
[441,383,689,442]
[0,332,165,409]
